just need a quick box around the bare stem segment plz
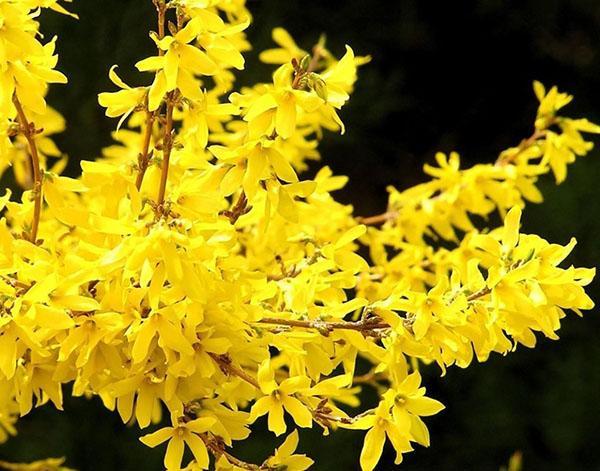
[12,95,42,243]
[156,94,175,207]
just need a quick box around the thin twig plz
[291,41,324,89]
[135,108,156,190]
[260,285,493,336]
[307,43,324,73]
[466,286,492,302]
[201,434,262,470]
[156,94,175,207]
[356,211,398,226]
[257,317,390,335]
[12,95,42,243]
[496,128,547,166]
[208,352,260,389]
[154,0,167,56]
[352,370,386,385]
[220,191,250,224]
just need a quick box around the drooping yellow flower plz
[259,27,308,65]
[98,66,147,128]
[263,430,314,471]
[136,18,218,110]
[249,360,313,436]
[140,416,216,471]
[351,402,414,471]
[382,372,445,434]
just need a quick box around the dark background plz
[3,1,600,470]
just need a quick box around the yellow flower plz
[209,138,299,199]
[382,371,444,436]
[140,416,216,471]
[136,17,218,110]
[263,430,314,471]
[181,92,239,150]
[249,360,313,436]
[259,28,308,65]
[351,403,413,471]
[4,37,67,115]
[231,64,328,140]
[24,0,78,18]
[98,66,147,129]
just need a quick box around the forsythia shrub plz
[0,1,597,470]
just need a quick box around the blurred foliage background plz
[2,0,600,469]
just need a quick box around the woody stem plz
[200,434,261,470]
[496,128,548,166]
[356,211,397,226]
[260,286,493,335]
[208,352,260,389]
[257,317,390,333]
[137,0,167,193]
[156,94,175,207]
[12,94,42,243]
[154,0,167,55]
[135,108,155,190]
[291,41,324,89]
[307,43,323,73]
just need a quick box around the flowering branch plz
[352,370,387,385]
[1,4,595,470]
[260,285,494,337]
[357,126,552,226]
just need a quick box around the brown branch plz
[153,0,167,56]
[201,433,263,470]
[208,352,260,389]
[352,370,386,385]
[495,128,548,166]
[356,211,398,226]
[156,93,175,207]
[259,286,494,337]
[466,286,492,302]
[312,410,356,426]
[1,276,31,292]
[220,191,250,224]
[307,42,324,73]
[291,65,305,90]
[135,108,155,190]
[309,399,361,428]
[291,41,324,90]
[257,317,390,335]
[12,95,42,243]
[134,0,168,192]
[151,0,175,207]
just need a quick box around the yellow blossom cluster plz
[0,1,596,470]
